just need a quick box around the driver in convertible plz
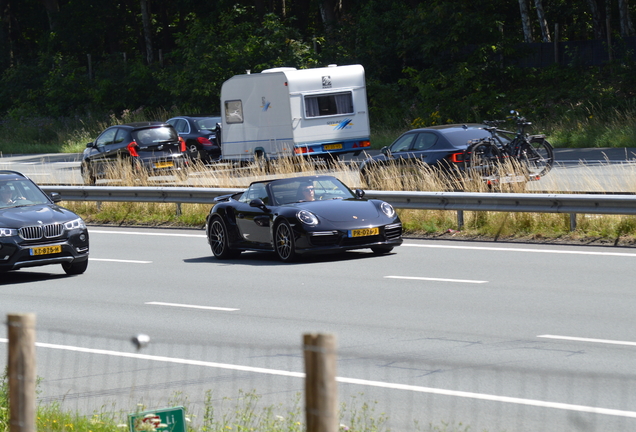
[298,182,315,202]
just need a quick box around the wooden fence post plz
[8,313,36,432]
[303,333,337,432]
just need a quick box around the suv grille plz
[19,223,64,240]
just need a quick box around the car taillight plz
[353,140,371,148]
[450,152,465,163]
[127,141,140,157]
[179,137,186,152]
[197,137,213,146]
[294,147,314,154]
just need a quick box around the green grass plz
[2,370,473,432]
[3,102,636,155]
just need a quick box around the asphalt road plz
[2,227,636,431]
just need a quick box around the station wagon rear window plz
[304,92,353,118]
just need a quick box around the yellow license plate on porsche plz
[154,161,174,168]
[324,143,343,150]
[30,245,61,256]
[349,227,379,238]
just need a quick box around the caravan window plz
[225,100,244,124]
[304,92,353,118]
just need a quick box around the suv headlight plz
[0,228,17,237]
[65,218,86,230]
[297,210,318,226]
[380,202,395,217]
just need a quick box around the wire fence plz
[4,318,636,432]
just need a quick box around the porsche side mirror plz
[354,189,365,199]
[249,198,270,211]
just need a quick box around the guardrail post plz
[304,333,337,432]
[7,313,37,432]
[457,210,464,230]
[570,213,577,231]
[176,203,182,217]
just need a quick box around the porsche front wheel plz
[208,217,233,259]
[371,246,393,255]
[274,220,297,262]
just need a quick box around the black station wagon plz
[81,122,187,185]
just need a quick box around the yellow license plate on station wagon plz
[30,245,62,256]
[323,143,343,150]
[154,161,174,169]
[349,227,379,238]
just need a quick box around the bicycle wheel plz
[468,140,502,178]
[520,138,554,177]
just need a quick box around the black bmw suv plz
[81,122,187,185]
[0,171,89,275]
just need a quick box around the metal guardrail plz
[41,185,636,230]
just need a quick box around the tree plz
[585,0,605,39]
[534,0,551,42]
[41,0,59,31]
[518,0,533,42]
[140,0,154,63]
[618,0,635,36]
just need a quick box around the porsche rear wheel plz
[208,217,233,259]
[274,220,297,262]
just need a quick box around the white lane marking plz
[0,339,635,419]
[385,275,487,284]
[538,334,636,347]
[90,229,205,238]
[89,232,636,256]
[91,258,152,264]
[403,243,636,257]
[146,301,239,312]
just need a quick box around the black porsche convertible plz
[205,175,403,261]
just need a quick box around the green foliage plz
[157,7,319,112]
[0,0,635,148]
[1,368,7,432]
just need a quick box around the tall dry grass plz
[62,155,636,244]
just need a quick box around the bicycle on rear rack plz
[464,111,554,188]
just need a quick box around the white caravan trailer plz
[219,64,370,162]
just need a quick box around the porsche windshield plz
[270,177,355,204]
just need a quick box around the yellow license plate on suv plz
[349,227,379,238]
[30,245,62,256]
[323,143,343,150]
[154,161,174,169]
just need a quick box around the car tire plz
[371,246,393,255]
[274,220,297,262]
[208,216,235,259]
[81,162,96,185]
[62,259,88,275]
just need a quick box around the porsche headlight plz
[380,202,395,217]
[297,210,318,226]
[0,228,17,237]
[65,218,86,230]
